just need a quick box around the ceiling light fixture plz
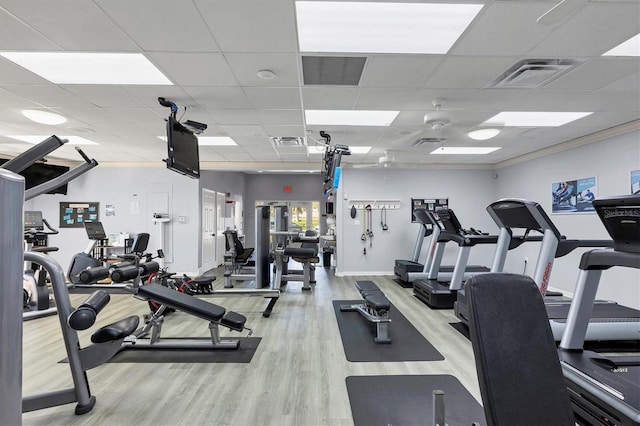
[468,128,501,141]
[256,69,276,79]
[431,147,501,155]
[305,110,399,126]
[197,136,237,146]
[483,111,592,127]
[22,110,67,125]
[0,52,172,85]
[295,2,483,54]
[603,33,640,57]
[347,146,371,154]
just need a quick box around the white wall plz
[28,167,201,275]
[336,167,498,275]
[494,130,640,309]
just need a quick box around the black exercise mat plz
[346,375,486,426]
[62,337,260,364]
[449,322,470,340]
[333,300,444,362]
[392,278,413,289]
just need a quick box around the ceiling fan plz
[350,150,398,169]
[389,99,453,148]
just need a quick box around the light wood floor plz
[21,264,481,426]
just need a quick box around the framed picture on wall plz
[631,170,640,195]
[551,177,597,214]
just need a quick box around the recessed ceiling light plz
[198,136,237,146]
[0,52,172,85]
[468,128,501,141]
[22,109,66,125]
[305,110,399,126]
[295,2,483,54]
[257,69,276,79]
[603,33,640,57]
[483,111,592,127]
[7,135,98,145]
[431,147,501,155]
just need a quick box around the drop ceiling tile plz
[62,86,146,108]
[250,152,281,161]
[219,125,266,137]
[0,88,41,108]
[452,3,554,56]
[262,125,305,138]
[426,56,517,89]
[147,53,238,86]
[301,87,358,109]
[194,0,297,52]
[566,91,640,112]
[0,0,138,51]
[255,109,303,125]
[355,88,418,109]
[360,55,442,88]
[0,8,60,51]
[232,136,273,149]
[601,72,640,92]
[546,58,640,91]
[225,53,299,87]
[204,109,260,125]
[529,3,640,57]
[95,0,220,52]
[243,87,301,109]
[184,86,251,108]
[122,86,194,108]
[3,85,92,107]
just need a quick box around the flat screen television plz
[0,159,69,194]
[165,116,200,179]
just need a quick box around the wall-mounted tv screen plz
[166,116,200,179]
[0,159,69,194]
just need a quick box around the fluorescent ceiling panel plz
[305,110,399,126]
[603,33,640,57]
[295,2,483,54]
[0,52,173,85]
[431,147,500,155]
[198,136,237,146]
[7,135,98,145]
[348,146,371,154]
[484,111,593,127]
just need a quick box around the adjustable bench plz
[340,280,392,343]
[129,283,251,349]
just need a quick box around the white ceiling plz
[0,0,638,172]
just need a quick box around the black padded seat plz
[284,246,318,258]
[138,284,226,322]
[221,311,247,332]
[355,280,381,295]
[467,273,574,426]
[91,315,140,344]
[191,275,216,285]
[224,230,254,264]
[365,293,391,311]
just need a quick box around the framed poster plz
[631,170,640,195]
[411,197,449,222]
[59,202,99,228]
[551,177,597,214]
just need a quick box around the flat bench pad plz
[356,281,382,297]
[139,284,226,322]
[191,275,216,285]
[365,293,391,311]
[284,246,318,257]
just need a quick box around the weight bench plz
[283,244,319,290]
[340,280,392,343]
[129,283,251,350]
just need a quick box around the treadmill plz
[393,208,433,282]
[558,195,640,425]
[412,208,498,309]
[455,198,639,342]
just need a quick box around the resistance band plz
[381,206,388,231]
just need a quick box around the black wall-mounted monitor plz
[165,116,200,179]
[0,159,69,194]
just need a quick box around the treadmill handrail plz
[487,198,563,241]
[556,239,614,258]
[578,248,640,271]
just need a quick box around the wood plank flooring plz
[21,264,481,426]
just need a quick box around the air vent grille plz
[302,56,366,86]
[413,137,445,146]
[489,59,581,88]
[269,136,307,147]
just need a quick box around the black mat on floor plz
[346,375,486,426]
[333,300,444,362]
[392,278,413,289]
[62,337,260,364]
[449,322,470,340]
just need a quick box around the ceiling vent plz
[302,56,366,86]
[269,136,307,147]
[489,59,581,88]
[412,137,445,146]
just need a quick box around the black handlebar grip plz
[67,290,110,330]
[110,265,139,283]
[78,266,110,284]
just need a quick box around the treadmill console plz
[593,194,640,253]
[84,221,107,241]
